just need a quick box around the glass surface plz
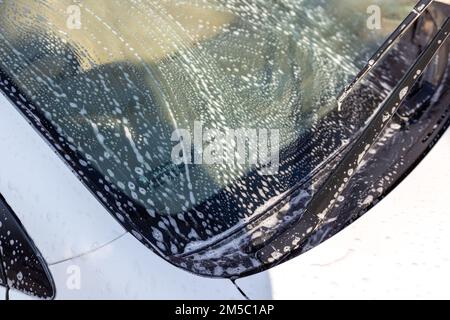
[0,0,417,253]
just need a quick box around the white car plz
[0,0,449,300]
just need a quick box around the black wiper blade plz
[337,0,434,110]
[257,17,450,264]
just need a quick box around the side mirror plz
[0,194,55,299]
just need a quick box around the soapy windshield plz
[0,0,416,254]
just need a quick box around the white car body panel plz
[237,130,450,299]
[8,234,246,300]
[46,233,244,300]
[0,92,126,264]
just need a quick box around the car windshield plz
[0,0,416,255]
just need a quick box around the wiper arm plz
[337,0,434,110]
[257,17,450,264]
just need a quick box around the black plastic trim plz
[0,193,55,299]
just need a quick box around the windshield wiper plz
[337,0,434,110]
[257,16,450,264]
